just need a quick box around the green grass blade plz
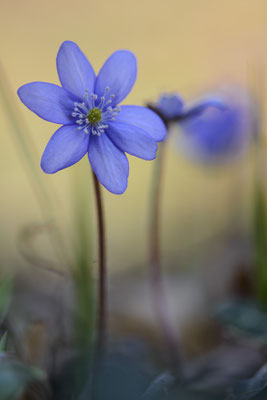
[0,332,8,352]
[0,61,69,268]
[250,68,267,307]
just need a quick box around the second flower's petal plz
[41,125,89,173]
[88,133,129,194]
[116,105,167,142]
[17,82,77,124]
[182,97,226,120]
[107,122,158,160]
[95,50,137,105]
[178,104,248,163]
[157,93,184,119]
[56,41,96,99]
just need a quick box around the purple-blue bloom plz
[18,41,166,194]
[176,89,252,164]
[156,93,225,122]
[156,89,251,164]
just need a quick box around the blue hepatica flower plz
[156,90,251,164]
[18,41,166,194]
[156,92,225,122]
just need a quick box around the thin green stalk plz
[0,62,68,267]
[0,62,52,217]
[250,67,267,307]
[252,93,267,306]
[254,179,267,306]
[0,332,8,352]
[149,138,182,374]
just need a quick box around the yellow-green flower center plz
[87,108,102,124]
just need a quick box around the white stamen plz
[71,88,120,136]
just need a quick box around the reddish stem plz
[92,172,107,355]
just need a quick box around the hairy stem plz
[92,172,107,355]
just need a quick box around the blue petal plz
[41,124,89,173]
[57,41,96,99]
[94,50,137,106]
[116,106,167,142]
[18,82,78,124]
[179,105,248,163]
[107,122,158,160]
[88,133,129,194]
[156,93,184,119]
[182,97,227,119]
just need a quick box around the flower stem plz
[149,138,182,374]
[92,172,107,355]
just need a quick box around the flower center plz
[72,87,120,136]
[87,108,102,124]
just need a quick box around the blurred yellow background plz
[0,0,266,273]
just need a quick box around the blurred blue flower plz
[176,89,252,164]
[156,93,225,121]
[156,89,252,164]
[18,41,166,194]
[156,94,184,119]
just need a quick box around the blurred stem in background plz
[0,62,68,268]
[251,71,267,308]
[149,133,182,374]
